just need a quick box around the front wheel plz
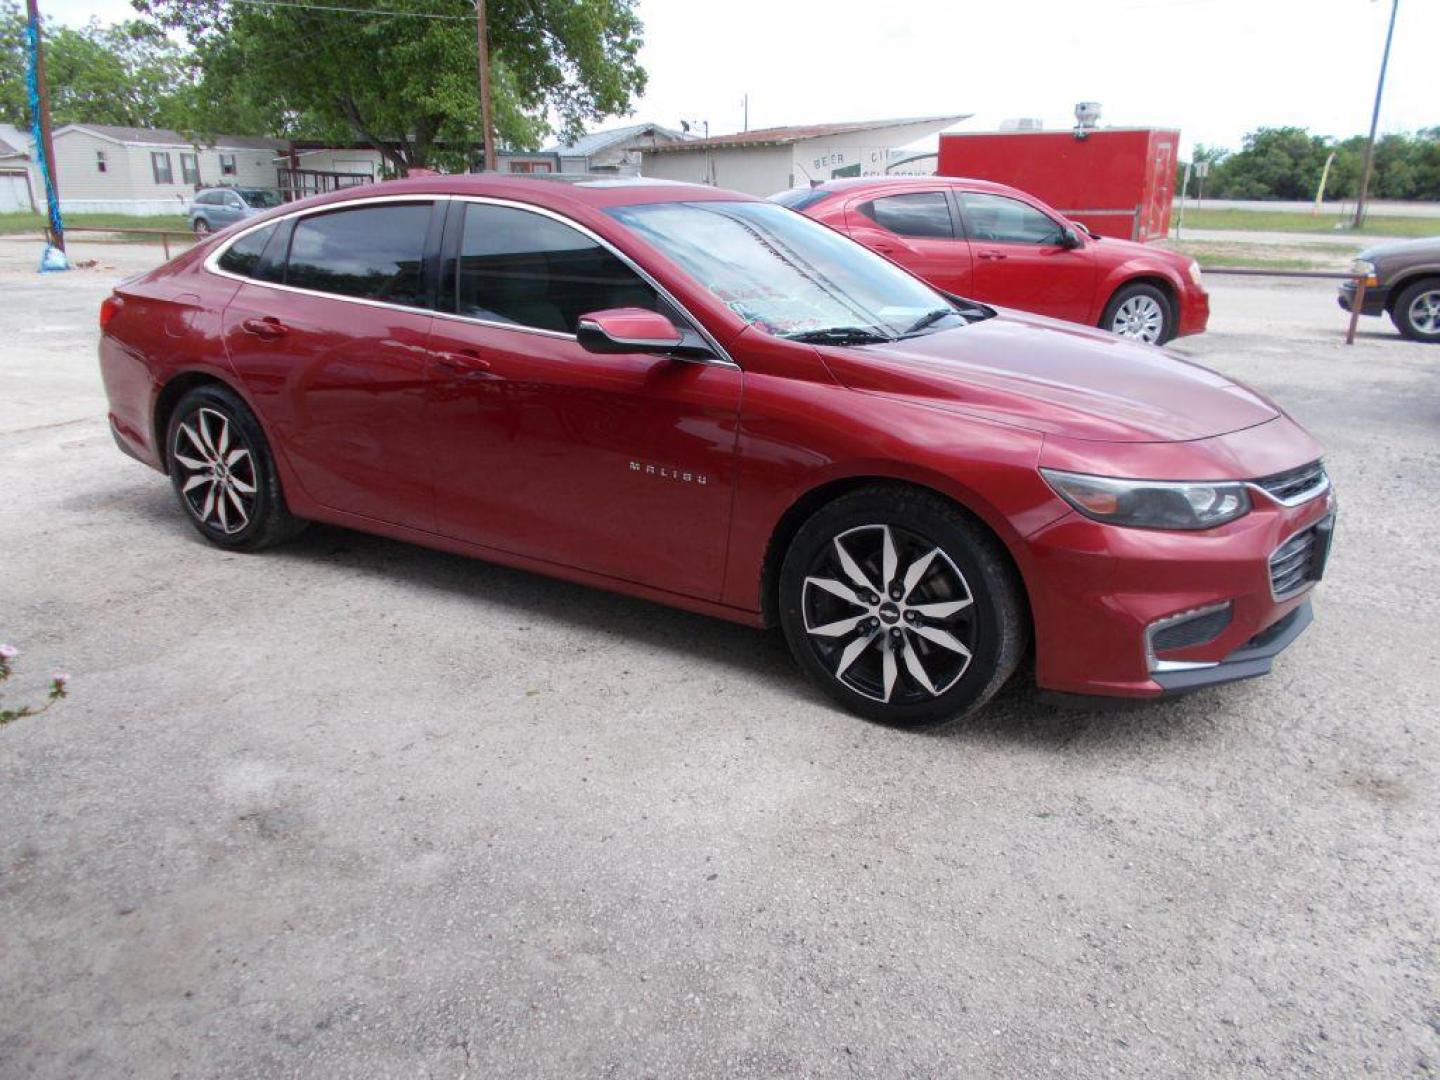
[1391,278,1440,343]
[165,384,304,551]
[777,487,1028,728]
[1102,283,1173,344]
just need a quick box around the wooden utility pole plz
[1354,0,1399,230]
[25,0,63,251]
[474,0,496,171]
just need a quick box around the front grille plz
[1269,523,1324,598]
[1151,605,1232,652]
[1253,460,1328,505]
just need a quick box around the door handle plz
[241,316,288,339]
[873,242,898,254]
[433,348,492,376]
[976,250,1008,261]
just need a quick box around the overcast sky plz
[39,0,1435,158]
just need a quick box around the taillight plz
[99,294,122,331]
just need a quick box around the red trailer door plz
[958,191,1095,323]
[1143,134,1177,242]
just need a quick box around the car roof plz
[280,173,757,216]
[797,176,1029,200]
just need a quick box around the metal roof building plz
[639,115,970,196]
[542,122,693,175]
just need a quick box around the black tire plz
[164,384,305,551]
[1100,282,1174,345]
[777,486,1028,729]
[192,218,211,237]
[1390,277,1440,343]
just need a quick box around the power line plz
[224,0,472,20]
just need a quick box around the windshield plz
[608,200,960,342]
[238,188,283,209]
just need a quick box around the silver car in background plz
[187,187,284,237]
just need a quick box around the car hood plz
[1359,235,1440,261]
[817,310,1279,444]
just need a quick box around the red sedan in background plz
[776,177,1209,345]
[99,175,1326,729]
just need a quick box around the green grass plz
[1178,208,1440,238]
[0,211,192,237]
[1166,240,1354,272]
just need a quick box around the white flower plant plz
[0,644,68,726]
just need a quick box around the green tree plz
[0,0,196,128]
[139,0,647,174]
[1208,126,1332,200]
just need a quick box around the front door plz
[220,200,440,530]
[958,191,1097,324]
[843,190,974,296]
[424,200,742,601]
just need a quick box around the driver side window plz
[961,192,1063,245]
[453,203,660,334]
[284,202,432,308]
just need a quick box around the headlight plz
[1350,258,1378,285]
[1040,469,1251,530]
[1187,259,1203,287]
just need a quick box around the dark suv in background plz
[1340,236,1440,343]
[187,187,284,237]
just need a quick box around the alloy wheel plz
[1111,295,1165,343]
[1409,289,1440,336]
[193,220,211,237]
[801,523,976,705]
[172,407,257,535]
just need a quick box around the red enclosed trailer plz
[937,128,1179,242]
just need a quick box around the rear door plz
[958,191,1096,323]
[219,199,441,530]
[843,190,973,295]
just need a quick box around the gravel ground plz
[2,240,1438,1079]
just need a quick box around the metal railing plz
[39,225,195,260]
[1198,266,1370,345]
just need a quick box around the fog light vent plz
[1152,605,1232,652]
[1146,602,1233,672]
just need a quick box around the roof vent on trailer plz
[1073,101,1102,139]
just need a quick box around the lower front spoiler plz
[1151,600,1313,694]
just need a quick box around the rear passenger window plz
[217,223,277,277]
[859,192,954,239]
[285,203,431,307]
[454,203,658,334]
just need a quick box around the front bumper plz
[1337,280,1388,317]
[1175,283,1210,337]
[1021,439,1334,699]
[1150,600,1312,693]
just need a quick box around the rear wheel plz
[1391,278,1440,343]
[1102,282,1173,344]
[165,384,304,551]
[777,486,1028,728]
[192,218,211,238]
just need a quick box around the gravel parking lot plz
[2,238,1437,1078]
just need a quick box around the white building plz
[34,124,286,215]
[0,123,38,211]
[639,115,969,197]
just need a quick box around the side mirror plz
[576,307,685,355]
[1058,227,1083,250]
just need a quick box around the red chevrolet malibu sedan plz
[99,175,1331,727]
[776,177,1209,345]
